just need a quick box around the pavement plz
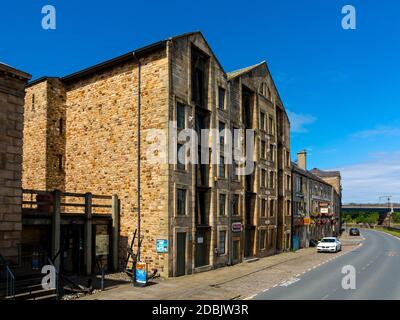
[79,233,361,300]
[253,229,400,300]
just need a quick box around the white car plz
[317,237,342,253]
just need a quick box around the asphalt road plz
[253,229,400,300]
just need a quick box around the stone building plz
[0,63,31,264]
[310,168,342,233]
[22,32,291,277]
[291,151,341,249]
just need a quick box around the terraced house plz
[22,32,291,278]
[291,151,342,249]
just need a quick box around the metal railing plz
[5,265,15,299]
[0,254,15,300]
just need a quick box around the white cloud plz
[334,151,400,203]
[287,110,316,133]
[351,126,400,138]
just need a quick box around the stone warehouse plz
[22,32,292,277]
[0,63,31,263]
[291,151,342,249]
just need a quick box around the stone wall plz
[23,81,47,190]
[23,50,170,275]
[0,63,31,263]
[64,51,170,275]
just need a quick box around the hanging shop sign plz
[320,207,329,214]
[303,217,311,225]
[232,222,243,233]
[156,239,168,253]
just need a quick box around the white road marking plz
[279,277,301,287]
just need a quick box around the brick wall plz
[0,63,30,263]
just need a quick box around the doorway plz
[195,230,209,267]
[176,232,186,277]
[244,226,255,258]
[60,224,84,275]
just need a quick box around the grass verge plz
[374,226,400,238]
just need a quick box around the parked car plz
[349,228,360,236]
[317,237,342,253]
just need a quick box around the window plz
[269,171,274,189]
[268,229,274,250]
[260,140,267,159]
[177,102,185,130]
[261,169,266,188]
[296,176,303,193]
[232,194,239,216]
[286,150,290,167]
[286,175,291,191]
[286,200,291,216]
[57,154,63,171]
[191,48,207,107]
[219,121,225,146]
[31,94,35,112]
[269,199,275,217]
[260,112,265,131]
[177,189,186,215]
[219,194,226,216]
[269,116,274,135]
[59,118,63,135]
[219,231,226,254]
[261,198,266,217]
[232,159,237,180]
[260,229,266,250]
[218,86,226,110]
[219,156,225,178]
[269,144,274,162]
[177,143,185,171]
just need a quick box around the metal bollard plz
[101,267,105,291]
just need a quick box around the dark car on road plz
[349,228,360,236]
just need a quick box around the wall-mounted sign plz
[197,236,204,244]
[320,208,329,214]
[156,239,168,253]
[95,235,109,256]
[303,217,311,225]
[232,222,243,233]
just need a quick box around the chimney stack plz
[297,150,307,170]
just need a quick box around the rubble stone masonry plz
[0,63,31,263]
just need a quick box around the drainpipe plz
[133,52,142,262]
[227,79,232,266]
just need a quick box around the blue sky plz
[1,0,400,203]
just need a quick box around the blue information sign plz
[156,239,168,253]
